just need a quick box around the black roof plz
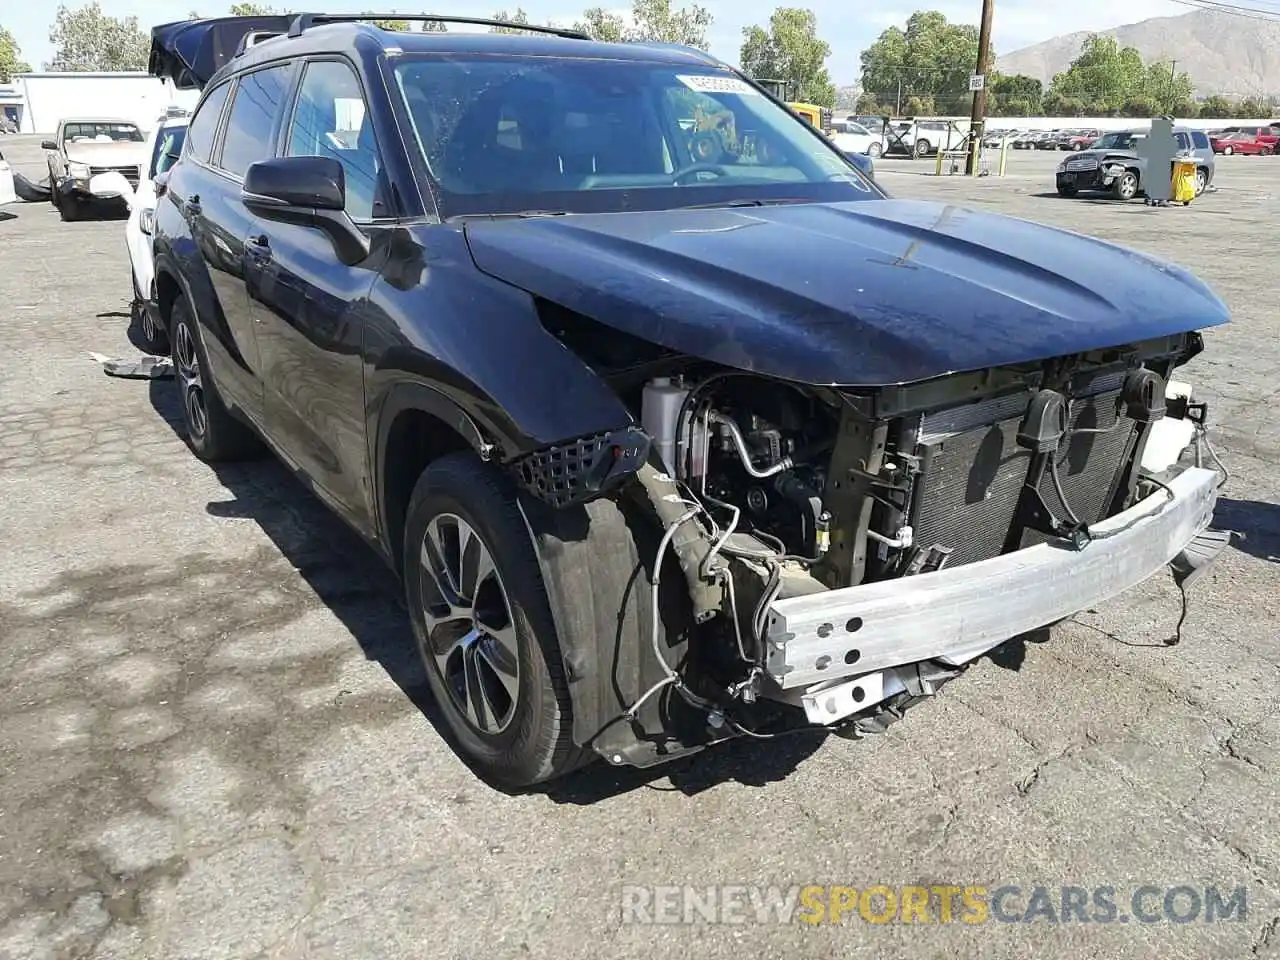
[151,15,727,90]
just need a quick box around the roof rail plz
[286,13,590,41]
[233,29,286,57]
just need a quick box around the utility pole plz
[1167,59,1177,113]
[967,0,995,175]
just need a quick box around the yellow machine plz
[1172,157,1198,205]
[754,78,831,133]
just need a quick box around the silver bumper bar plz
[765,467,1221,690]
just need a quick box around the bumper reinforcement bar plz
[765,467,1221,690]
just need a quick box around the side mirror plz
[89,170,135,207]
[41,139,57,151]
[242,155,370,265]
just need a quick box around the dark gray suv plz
[1055,127,1216,201]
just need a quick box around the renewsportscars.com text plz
[620,884,1249,926]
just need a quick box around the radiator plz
[908,374,1135,567]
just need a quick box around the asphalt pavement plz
[1,136,1278,959]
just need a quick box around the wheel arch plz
[375,380,494,574]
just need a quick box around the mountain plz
[995,9,1280,98]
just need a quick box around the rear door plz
[245,57,386,529]
[182,62,294,415]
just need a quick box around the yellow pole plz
[998,138,1008,176]
[935,149,944,176]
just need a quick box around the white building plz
[12,72,200,135]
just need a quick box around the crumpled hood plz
[63,141,148,167]
[463,199,1229,387]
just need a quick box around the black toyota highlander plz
[146,14,1230,787]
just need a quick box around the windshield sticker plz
[676,74,759,96]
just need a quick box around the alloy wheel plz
[172,320,207,441]
[418,513,520,735]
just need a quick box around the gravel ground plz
[1,136,1278,960]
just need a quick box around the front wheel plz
[1057,184,1078,197]
[867,142,882,158]
[1112,170,1139,201]
[403,452,590,788]
[132,277,168,355]
[169,297,261,462]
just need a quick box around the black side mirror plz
[242,155,370,265]
[41,139,57,150]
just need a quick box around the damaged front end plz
[512,326,1228,767]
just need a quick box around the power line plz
[1166,0,1280,22]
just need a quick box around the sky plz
[7,0,1193,82]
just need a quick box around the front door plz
[247,58,385,532]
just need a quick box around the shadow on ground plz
[1214,498,1280,563]
[145,378,824,801]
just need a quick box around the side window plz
[185,82,231,164]
[218,64,291,179]
[149,126,187,178]
[1191,131,1209,150]
[285,60,384,220]
[1175,132,1191,151]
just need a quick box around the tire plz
[1112,170,1139,201]
[132,276,168,355]
[1222,145,1233,156]
[1072,142,1084,151]
[1057,184,1078,197]
[169,296,261,462]
[1194,168,1208,196]
[914,138,931,158]
[402,451,589,788]
[867,142,882,158]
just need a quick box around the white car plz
[829,120,881,158]
[90,115,189,353]
[0,149,15,206]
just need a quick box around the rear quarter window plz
[185,81,231,164]
[1191,131,1209,149]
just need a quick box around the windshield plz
[62,122,143,143]
[1093,132,1143,150]
[392,55,877,218]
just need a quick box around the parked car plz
[1059,128,1101,151]
[0,149,15,206]
[829,119,880,158]
[1010,130,1041,149]
[1055,127,1215,201]
[1210,131,1274,156]
[87,114,190,353]
[1216,125,1279,151]
[41,117,149,221]
[147,14,1230,787]
[1034,130,1062,150]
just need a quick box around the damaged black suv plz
[148,14,1230,787]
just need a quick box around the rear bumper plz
[764,466,1221,690]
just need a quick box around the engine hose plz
[634,462,724,623]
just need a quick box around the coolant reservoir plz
[641,377,706,477]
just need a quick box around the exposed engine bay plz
[610,331,1228,744]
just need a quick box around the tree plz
[362,13,409,30]
[1,27,32,81]
[738,8,835,108]
[574,0,711,48]
[1048,35,1144,115]
[47,2,149,72]
[1235,96,1268,118]
[490,8,532,33]
[1199,94,1233,119]
[859,11,984,116]
[229,2,280,12]
[1143,60,1194,114]
[420,19,447,32]
[573,7,627,42]
[987,72,1042,117]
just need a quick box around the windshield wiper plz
[452,209,570,221]
[675,197,812,210]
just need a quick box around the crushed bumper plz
[765,466,1221,690]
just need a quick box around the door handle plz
[184,194,201,216]
[247,234,270,250]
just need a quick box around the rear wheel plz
[1194,168,1208,196]
[914,138,931,158]
[403,452,589,788]
[1222,145,1234,156]
[1112,170,1139,201]
[867,142,882,158]
[169,297,261,462]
